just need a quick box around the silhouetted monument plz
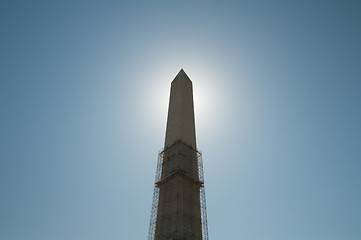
[148,69,208,240]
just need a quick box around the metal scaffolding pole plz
[198,151,209,240]
[148,151,164,240]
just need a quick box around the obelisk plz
[154,69,202,239]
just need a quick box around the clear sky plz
[1,1,360,240]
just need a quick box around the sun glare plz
[136,51,231,147]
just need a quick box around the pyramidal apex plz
[173,68,192,83]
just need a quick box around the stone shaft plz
[155,70,202,240]
[164,69,197,149]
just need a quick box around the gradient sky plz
[1,1,360,240]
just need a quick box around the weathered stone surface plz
[164,69,197,149]
[155,69,202,240]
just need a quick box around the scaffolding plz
[148,147,209,240]
[148,150,164,240]
[197,151,209,240]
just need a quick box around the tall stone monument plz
[148,69,208,240]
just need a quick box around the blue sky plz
[1,1,360,239]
